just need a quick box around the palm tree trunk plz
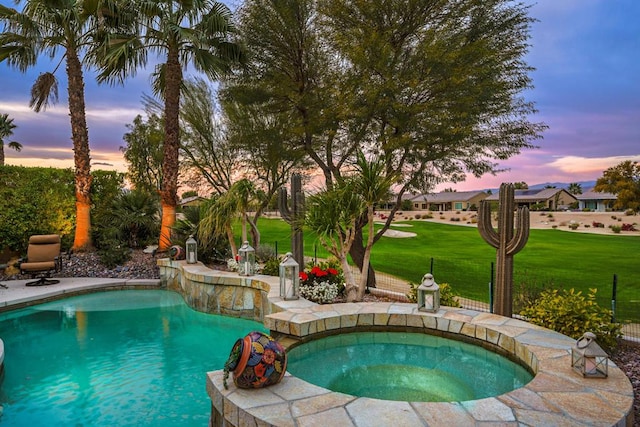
[0,144,5,166]
[67,48,92,251]
[158,45,182,251]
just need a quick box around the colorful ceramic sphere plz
[223,331,287,389]
[169,245,185,260]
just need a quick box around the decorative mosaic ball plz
[169,245,185,260]
[223,331,287,389]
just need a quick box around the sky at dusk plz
[1,0,639,192]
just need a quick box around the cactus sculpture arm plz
[478,183,530,317]
[278,174,305,268]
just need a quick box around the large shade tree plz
[594,160,640,212]
[0,0,117,250]
[96,0,244,251]
[232,0,546,286]
[0,113,22,166]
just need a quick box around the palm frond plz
[29,71,59,112]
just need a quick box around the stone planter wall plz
[157,258,278,322]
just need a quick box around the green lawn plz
[254,217,640,320]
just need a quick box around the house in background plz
[410,191,488,211]
[485,188,577,210]
[575,189,617,211]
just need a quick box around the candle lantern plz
[571,332,608,378]
[279,252,299,300]
[186,235,198,264]
[417,273,440,312]
[238,241,255,276]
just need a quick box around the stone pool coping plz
[209,303,635,426]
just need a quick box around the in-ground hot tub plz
[286,331,533,402]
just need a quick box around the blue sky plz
[1,0,639,191]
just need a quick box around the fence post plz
[489,262,494,314]
[430,257,434,274]
[314,244,317,265]
[275,241,278,258]
[611,274,617,323]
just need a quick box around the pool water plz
[286,331,533,402]
[0,290,265,426]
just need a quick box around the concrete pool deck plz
[0,271,635,426]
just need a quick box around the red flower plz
[315,270,328,277]
[310,266,323,275]
[299,272,308,281]
[327,268,338,276]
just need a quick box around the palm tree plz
[305,182,365,302]
[0,1,112,250]
[199,194,240,258]
[95,0,244,251]
[568,182,583,195]
[351,152,397,300]
[0,113,22,166]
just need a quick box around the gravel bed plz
[1,252,637,424]
[0,249,160,281]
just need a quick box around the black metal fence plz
[368,256,639,341]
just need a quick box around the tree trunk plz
[349,229,377,288]
[66,48,92,251]
[0,144,5,166]
[158,45,182,251]
[357,207,375,300]
[226,226,238,257]
[341,254,358,302]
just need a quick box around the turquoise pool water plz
[287,331,533,402]
[0,290,265,426]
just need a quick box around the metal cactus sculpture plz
[278,174,305,267]
[478,183,530,317]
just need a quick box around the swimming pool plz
[0,290,265,426]
[286,331,533,402]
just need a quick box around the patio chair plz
[19,234,63,286]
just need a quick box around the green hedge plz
[0,165,124,255]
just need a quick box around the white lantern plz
[186,235,198,264]
[571,332,608,378]
[279,252,299,300]
[417,273,440,312]
[238,241,255,276]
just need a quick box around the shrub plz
[425,213,433,219]
[592,221,605,228]
[96,228,131,268]
[414,214,422,219]
[611,215,617,220]
[93,189,159,249]
[406,281,461,307]
[624,209,635,216]
[255,244,276,262]
[568,222,579,230]
[621,223,637,231]
[611,225,621,233]
[519,288,621,349]
[552,225,557,229]
[261,257,280,276]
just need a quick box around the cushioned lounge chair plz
[19,234,63,286]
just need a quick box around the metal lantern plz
[417,273,440,312]
[186,235,198,264]
[279,252,299,300]
[238,241,256,276]
[571,332,608,378]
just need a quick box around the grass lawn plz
[254,217,640,321]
